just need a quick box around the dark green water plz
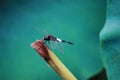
[0,0,106,80]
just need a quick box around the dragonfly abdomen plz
[61,40,73,45]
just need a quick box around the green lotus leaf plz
[100,0,120,80]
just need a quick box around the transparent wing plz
[48,41,64,54]
[49,40,57,49]
[36,27,50,35]
[55,41,64,54]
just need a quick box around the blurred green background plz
[0,0,106,80]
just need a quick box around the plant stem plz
[31,40,77,80]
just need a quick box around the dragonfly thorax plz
[43,36,50,41]
[43,35,56,41]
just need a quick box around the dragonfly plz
[36,27,73,53]
[43,34,73,45]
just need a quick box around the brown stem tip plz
[31,40,50,61]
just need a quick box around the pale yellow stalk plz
[47,49,77,80]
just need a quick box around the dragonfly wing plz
[36,27,51,36]
[49,40,57,49]
[56,41,64,54]
[48,41,64,54]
